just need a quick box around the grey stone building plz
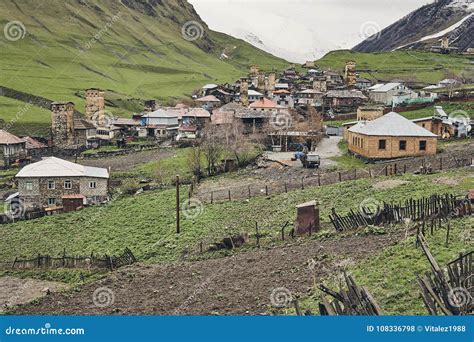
[15,157,109,210]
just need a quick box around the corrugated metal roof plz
[369,83,401,92]
[348,112,438,137]
[16,157,110,179]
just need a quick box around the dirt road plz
[12,229,403,315]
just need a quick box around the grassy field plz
[316,50,473,84]
[300,216,473,315]
[0,167,471,267]
[0,0,289,136]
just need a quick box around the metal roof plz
[0,130,25,145]
[16,157,110,179]
[369,83,401,92]
[348,112,438,137]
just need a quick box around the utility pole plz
[176,175,180,234]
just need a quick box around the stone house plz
[0,130,27,168]
[297,89,324,106]
[347,112,438,160]
[16,157,109,210]
[325,90,367,113]
[195,95,221,110]
[272,90,294,108]
[140,109,179,138]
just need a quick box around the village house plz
[16,156,110,210]
[412,106,470,138]
[368,83,416,106]
[199,83,218,97]
[272,89,294,108]
[140,109,179,138]
[195,95,221,110]
[297,89,324,106]
[249,98,278,112]
[211,102,244,125]
[356,77,372,90]
[247,89,264,103]
[325,90,368,113]
[0,130,27,168]
[21,136,47,156]
[73,118,97,147]
[347,112,438,160]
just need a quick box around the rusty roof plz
[0,130,25,145]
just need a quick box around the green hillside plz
[316,50,473,84]
[0,0,288,136]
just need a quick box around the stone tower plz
[85,88,105,126]
[313,77,327,92]
[51,102,75,147]
[240,77,249,107]
[257,71,266,92]
[344,61,357,88]
[268,72,276,91]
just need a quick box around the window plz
[419,140,427,151]
[89,181,97,189]
[48,198,56,206]
[48,180,55,190]
[26,182,33,191]
[399,140,407,151]
[378,139,386,150]
[64,180,72,189]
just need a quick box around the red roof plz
[249,98,277,109]
[273,89,290,94]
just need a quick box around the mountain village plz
[0,0,472,319]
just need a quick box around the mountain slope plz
[353,0,473,52]
[0,0,288,136]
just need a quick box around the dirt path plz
[11,229,403,315]
[0,276,68,313]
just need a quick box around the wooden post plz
[211,191,214,204]
[368,168,372,178]
[301,177,304,190]
[265,185,268,196]
[338,172,342,182]
[318,173,321,186]
[255,222,260,247]
[199,241,203,254]
[248,186,251,199]
[404,164,407,174]
[445,222,450,247]
[176,175,180,234]
[439,157,443,170]
[228,189,231,201]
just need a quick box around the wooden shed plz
[62,194,86,212]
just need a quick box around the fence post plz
[404,164,407,174]
[248,186,251,199]
[284,183,288,193]
[211,191,214,204]
[255,222,260,247]
[301,177,304,190]
[338,172,342,182]
[176,175,180,234]
[318,173,321,186]
[228,189,231,201]
[368,168,372,178]
[439,157,443,170]
[265,185,268,196]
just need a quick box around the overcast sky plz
[189,0,436,62]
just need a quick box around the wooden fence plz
[195,151,473,204]
[417,235,473,315]
[3,248,136,271]
[329,194,471,232]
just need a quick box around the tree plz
[187,146,203,181]
[201,123,223,176]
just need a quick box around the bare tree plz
[187,146,203,181]
[201,123,223,176]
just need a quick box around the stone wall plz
[18,176,108,208]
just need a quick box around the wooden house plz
[347,112,438,160]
